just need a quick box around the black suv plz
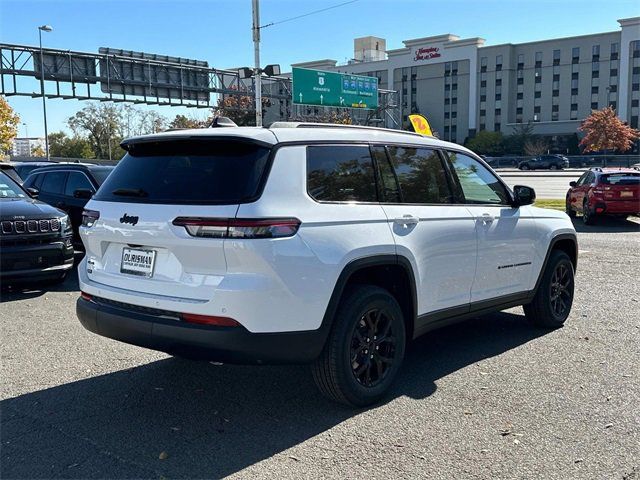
[518,155,570,170]
[23,164,113,240]
[0,170,74,284]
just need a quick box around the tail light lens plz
[182,313,239,327]
[82,209,100,227]
[173,217,301,239]
[80,291,94,302]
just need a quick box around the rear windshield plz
[0,171,27,199]
[601,173,640,185]
[93,140,271,204]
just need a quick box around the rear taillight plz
[80,291,94,302]
[82,209,100,227]
[182,313,240,327]
[173,217,301,239]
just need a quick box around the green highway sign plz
[292,67,378,110]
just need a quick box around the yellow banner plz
[408,114,433,136]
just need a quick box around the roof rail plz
[268,121,428,138]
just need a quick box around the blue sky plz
[2,0,639,137]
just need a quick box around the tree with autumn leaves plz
[1,96,20,157]
[579,106,640,153]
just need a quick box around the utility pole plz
[252,0,262,126]
[38,25,53,160]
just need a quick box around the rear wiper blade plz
[112,188,149,197]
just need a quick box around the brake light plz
[173,217,301,239]
[82,209,100,227]
[182,313,239,327]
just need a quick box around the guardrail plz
[484,155,640,169]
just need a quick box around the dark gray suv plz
[518,155,570,170]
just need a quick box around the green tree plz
[30,144,45,157]
[465,131,504,156]
[68,103,124,160]
[169,114,207,130]
[502,121,534,154]
[0,96,20,156]
[48,132,95,159]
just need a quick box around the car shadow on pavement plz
[571,216,640,233]
[1,311,547,479]
[0,254,82,302]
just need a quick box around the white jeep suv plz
[76,123,577,406]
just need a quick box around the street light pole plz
[38,25,52,161]
[252,0,262,127]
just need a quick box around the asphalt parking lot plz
[1,217,639,479]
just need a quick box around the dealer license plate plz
[120,247,156,277]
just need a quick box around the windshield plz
[601,173,640,185]
[94,140,271,205]
[89,166,114,185]
[0,171,28,199]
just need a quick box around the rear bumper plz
[592,201,640,215]
[0,239,74,280]
[76,296,327,364]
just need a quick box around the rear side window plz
[94,140,271,205]
[65,172,94,196]
[307,145,377,202]
[386,146,452,204]
[40,171,67,194]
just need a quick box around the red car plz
[566,168,640,225]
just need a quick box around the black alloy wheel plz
[350,308,397,388]
[549,263,572,319]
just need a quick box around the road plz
[496,170,582,199]
[1,217,639,479]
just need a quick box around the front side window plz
[40,171,67,194]
[386,147,452,204]
[307,145,376,202]
[447,152,510,205]
[0,172,27,198]
[64,172,94,197]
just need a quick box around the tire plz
[520,164,530,171]
[565,198,576,218]
[582,200,596,225]
[550,164,558,170]
[311,285,406,407]
[524,250,574,328]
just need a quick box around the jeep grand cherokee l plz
[0,170,74,284]
[76,123,578,406]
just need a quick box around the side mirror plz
[74,188,94,199]
[569,181,577,187]
[26,187,39,198]
[513,185,536,207]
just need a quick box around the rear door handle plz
[394,215,420,227]
[478,213,495,224]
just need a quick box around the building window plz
[494,123,501,131]
[591,102,598,109]
[553,49,561,66]
[480,109,486,116]
[517,54,524,70]
[444,112,450,119]
[495,93,502,101]
[445,84,450,91]
[592,45,600,62]
[534,91,541,98]
[632,116,639,128]
[634,67,640,74]
[516,107,523,114]
[535,76,542,83]
[609,85,617,93]
[552,112,559,121]
[535,51,542,68]
[552,104,559,112]
[480,56,487,73]
[610,68,618,77]
[480,94,486,102]
[452,83,458,91]
[534,106,541,113]
[572,47,580,64]
[495,78,502,86]
[592,70,599,78]
[444,98,450,105]
[517,92,523,100]
[609,101,616,109]
[572,72,579,80]
[571,88,579,95]
[479,123,486,131]
[633,83,640,91]
[451,111,457,119]
[571,103,578,110]
[611,42,619,60]
[633,99,640,107]
[552,89,559,97]
[480,80,487,87]
[591,86,599,94]
[495,108,501,116]
[452,98,457,105]
[553,73,560,82]
[633,41,640,57]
